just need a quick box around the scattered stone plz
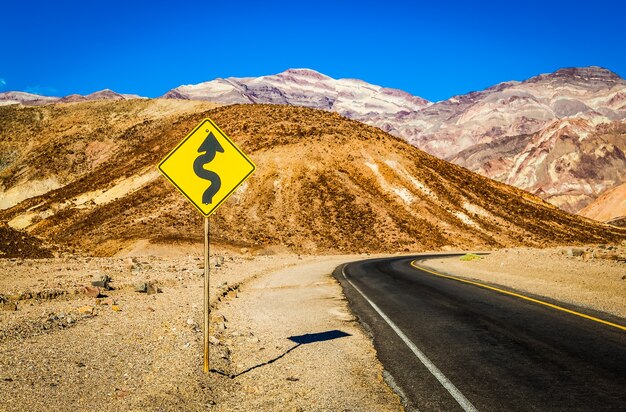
[211,313,227,323]
[286,376,299,382]
[135,282,160,294]
[582,252,594,262]
[214,255,225,267]
[66,316,75,324]
[209,335,220,345]
[83,286,100,298]
[91,275,112,290]
[77,306,93,315]
[1,302,18,311]
[567,248,585,257]
[240,248,248,254]
[111,305,122,312]
[227,290,238,299]
[146,283,160,295]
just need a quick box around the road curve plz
[335,255,626,411]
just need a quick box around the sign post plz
[158,119,255,373]
[203,216,209,373]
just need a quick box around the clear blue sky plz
[2,0,624,102]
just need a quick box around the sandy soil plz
[421,246,626,319]
[0,248,402,411]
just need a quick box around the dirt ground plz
[421,245,626,319]
[0,246,402,411]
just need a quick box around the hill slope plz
[578,182,626,224]
[0,101,624,256]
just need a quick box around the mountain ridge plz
[3,66,625,216]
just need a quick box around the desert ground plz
[0,245,402,411]
[1,241,624,411]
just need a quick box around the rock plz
[66,316,75,324]
[214,255,224,267]
[111,305,122,312]
[77,306,93,315]
[146,283,160,295]
[91,275,112,290]
[83,286,100,298]
[134,283,147,293]
[248,336,260,344]
[211,313,227,323]
[217,321,226,331]
[209,335,220,345]
[227,290,238,299]
[567,248,585,257]
[1,302,18,311]
[240,248,248,254]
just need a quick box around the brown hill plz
[0,100,624,256]
[578,182,626,224]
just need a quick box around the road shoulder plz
[420,247,626,320]
[207,256,403,411]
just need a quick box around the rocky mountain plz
[0,100,623,257]
[402,67,626,158]
[163,67,626,214]
[0,89,144,106]
[0,91,59,106]
[451,119,626,212]
[163,68,431,125]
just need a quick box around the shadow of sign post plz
[212,329,351,378]
[288,330,351,344]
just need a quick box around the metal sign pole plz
[203,216,210,373]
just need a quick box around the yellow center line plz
[410,260,626,332]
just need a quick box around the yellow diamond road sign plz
[158,118,255,217]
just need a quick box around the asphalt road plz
[335,255,626,411]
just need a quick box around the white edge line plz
[342,265,479,412]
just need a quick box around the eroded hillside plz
[0,101,624,256]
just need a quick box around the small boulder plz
[209,335,220,345]
[83,286,101,298]
[1,302,17,311]
[77,306,93,315]
[214,255,225,267]
[91,275,112,290]
[146,283,160,295]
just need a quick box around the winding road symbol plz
[193,130,224,204]
[158,118,255,217]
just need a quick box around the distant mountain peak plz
[163,68,431,118]
[526,66,624,86]
[278,68,331,80]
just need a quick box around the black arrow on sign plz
[193,131,224,205]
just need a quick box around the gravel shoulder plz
[0,249,402,411]
[420,246,626,320]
